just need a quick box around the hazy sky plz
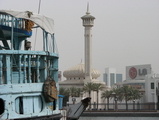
[1,0,159,80]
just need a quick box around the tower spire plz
[86,2,90,14]
[81,4,95,81]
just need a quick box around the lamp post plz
[112,92,117,111]
[133,100,135,110]
[72,97,76,104]
[114,97,118,111]
[80,92,83,99]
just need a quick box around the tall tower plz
[81,4,95,81]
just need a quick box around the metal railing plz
[83,102,159,111]
[0,50,58,84]
[0,14,25,29]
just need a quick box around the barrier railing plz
[0,14,25,29]
[85,102,158,111]
[0,51,58,84]
[67,102,159,112]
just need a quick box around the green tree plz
[69,87,78,97]
[111,87,122,111]
[93,83,104,109]
[83,82,95,109]
[119,86,132,110]
[101,90,113,110]
[83,82,95,97]
[131,88,142,100]
[75,88,83,97]
[130,88,142,110]
[59,87,70,106]
[119,86,141,110]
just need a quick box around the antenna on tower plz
[86,2,90,14]
[34,0,41,50]
[38,0,41,14]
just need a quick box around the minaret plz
[81,3,95,81]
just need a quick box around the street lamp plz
[80,92,83,99]
[112,92,117,111]
[133,100,135,110]
[72,97,76,104]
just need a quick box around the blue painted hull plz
[0,10,62,120]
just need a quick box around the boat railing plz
[0,50,58,85]
[0,14,25,30]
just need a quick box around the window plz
[110,73,115,86]
[0,98,4,115]
[15,96,42,114]
[151,83,154,89]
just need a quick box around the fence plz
[85,102,158,111]
[66,102,159,112]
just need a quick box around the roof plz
[81,14,95,19]
[81,3,95,20]
[63,63,100,79]
[0,10,54,34]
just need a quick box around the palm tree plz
[130,88,142,110]
[93,83,104,109]
[59,87,67,95]
[83,82,95,109]
[119,86,136,110]
[76,88,83,97]
[111,87,122,111]
[101,90,113,110]
[69,87,77,97]
[129,88,141,100]
[59,87,70,106]
[83,82,94,97]
[111,86,142,110]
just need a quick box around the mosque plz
[59,5,106,104]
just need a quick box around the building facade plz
[123,64,151,90]
[121,64,159,109]
[103,68,123,88]
[145,74,159,109]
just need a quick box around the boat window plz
[15,96,43,114]
[0,98,4,115]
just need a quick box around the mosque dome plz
[63,63,100,79]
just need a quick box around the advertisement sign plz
[126,64,151,80]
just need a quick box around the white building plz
[145,74,159,106]
[122,64,151,90]
[103,68,122,88]
[121,64,159,110]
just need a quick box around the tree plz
[119,86,142,110]
[83,82,95,109]
[111,86,142,110]
[75,88,83,97]
[111,87,122,111]
[130,88,142,110]
[119,86,132,110]
[93,83,104,109]
[131,88,142,101]
[83,82,95,97]
[59,87,70,106]
[68,87,77,97]
[101,90,113,110]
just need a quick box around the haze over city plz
[1,0,159,80]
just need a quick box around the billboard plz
[126,64,151,80]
